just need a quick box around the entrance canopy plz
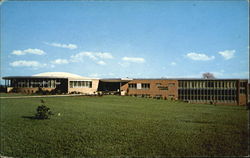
[98,78,132,92]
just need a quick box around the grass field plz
[0,95,248,157]
[0,93,30,97]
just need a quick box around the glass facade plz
[10,78,60,88]
[178,80,238,103]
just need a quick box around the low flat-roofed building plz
[98,78,132,94]
[121,79,178,100]
[2,72,99,94]
[121,78,249,106]
[177,79,249,105]
[2,73,249,105]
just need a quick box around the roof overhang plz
[100,78,132,82]
[2,76,68,80]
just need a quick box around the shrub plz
[35,99,53,119]
[97,92,103,97]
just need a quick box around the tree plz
[202,72,215,79]
[35,99,53,119]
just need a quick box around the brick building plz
[120,79,249,106]
[2,72,249,105]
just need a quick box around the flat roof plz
[133,78,248,81]
[2,72,93,80]
[2,76,248,82]
[100,78,133,82]
[2,76,68,79]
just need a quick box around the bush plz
[35,99,53,119]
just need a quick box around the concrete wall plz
[7,87,14,93]
[8,87,55,93]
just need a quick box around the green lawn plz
[0,95,248,157]
[0,92,30,97]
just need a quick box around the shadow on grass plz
[21,116,50,120]
[21,116,37,120]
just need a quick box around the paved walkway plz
[0,94,88,99]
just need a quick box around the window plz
[232,82,236,88]
[240,82,246,87]
[158,86,168,90]
[69,81,92,88]
[178,82,182,88]
[142,83,150,89]
[128,84,137,89]
[168,83,175,87]
[240,88,246,94]
[70,82,73,88]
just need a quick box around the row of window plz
[240,82,247,87]
[179,95,237,101]
[11,80,57,88]
[128,83,175,90]
[178,89,237,95]
[128,83,150,89]
[129,81,246,90]
[69,81,92,88]
[179,81,237,88]
[240,88,246,94]
[128,94,175,98]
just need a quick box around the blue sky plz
[1,1,249,81]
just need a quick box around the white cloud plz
[70,51,113,65]
[170,62,177,66]
[51,59,69,64]
[97,61,106,65]
[12,48,45,55]
[46,42,77,49]
[10,60,46,68]
[122,57,145,63]
[218,50,235,60]
[186,52,215,61]
[82,52,98,60]
[95,52,113,59]
[70,52,85,62]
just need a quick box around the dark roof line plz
[132,78,248,80]
[2,76,249,81]
[2,76,68,79]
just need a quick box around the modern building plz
[98,78,132,94]
[2,72,249,105]
[120,78,249,106]
[2,72,99,94]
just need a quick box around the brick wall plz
[121,79,178,99]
